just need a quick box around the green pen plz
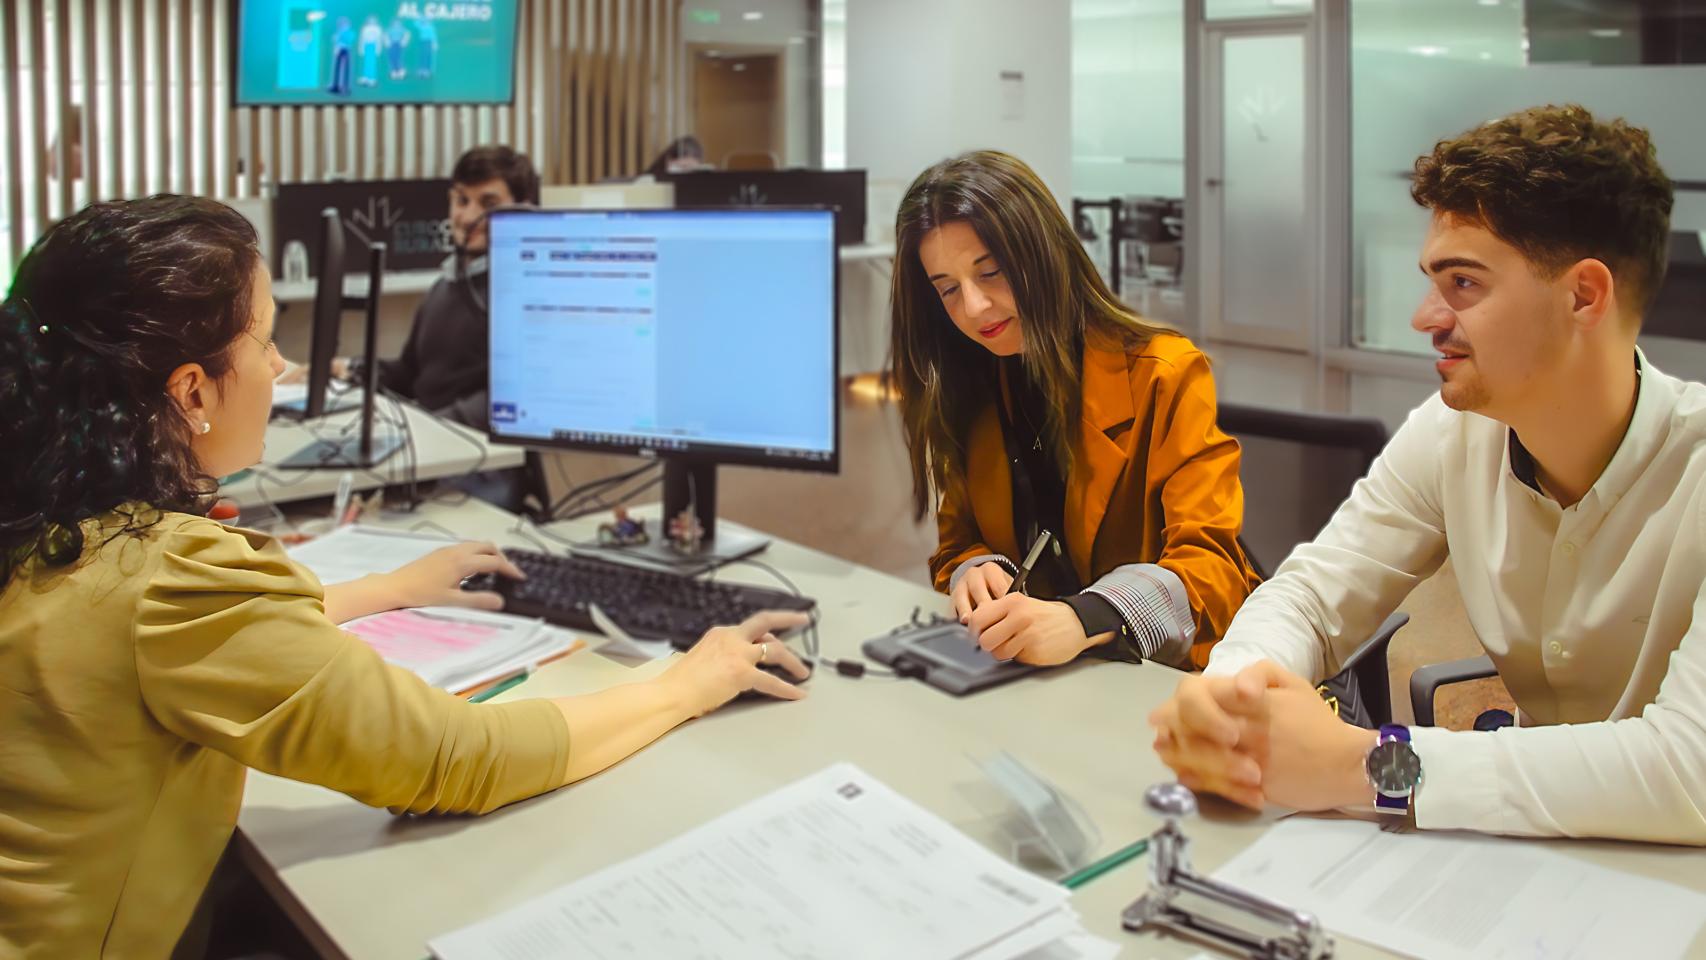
[468,669,532,703]
[1058,837,1150,890]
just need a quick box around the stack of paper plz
[341,608,578,693]
[427,763,1121,960]
[289,526,582,692]
[1213,817,1706,960]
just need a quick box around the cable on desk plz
[559,474,662,521]
[725,557,898,680]
[509,514,580,554]
[549,463,663,522]
[405,519,461,540]
[547,462,653,515]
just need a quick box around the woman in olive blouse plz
[0,196,809,959]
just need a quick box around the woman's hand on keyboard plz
[664,611,812,716]
[383,541,526,612]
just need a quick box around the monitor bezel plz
[230,0,521,108]
[482,205,842,476]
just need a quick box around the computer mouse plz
[460,572,497,593]
[737,658,813,701]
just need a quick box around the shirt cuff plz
[1083,563,1196,667]
[947,553,1017,593]
[1408,725,1503,833]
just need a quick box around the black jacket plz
[375,256,490,428]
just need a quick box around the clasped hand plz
[1147,660,1377,812]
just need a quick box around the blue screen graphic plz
[235,2,517,106]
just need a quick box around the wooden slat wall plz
[2,0,686,272]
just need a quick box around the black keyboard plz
[474,548,816,650]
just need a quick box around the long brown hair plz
[889,150,1171,521]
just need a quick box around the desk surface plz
[221,399,525,512]
[271,269,443,304]
[236,500,1706,959]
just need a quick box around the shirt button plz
[1549,641,1563,655]
[1561,542,1577,557]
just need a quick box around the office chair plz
[1644,230,1706,342]
[1119,196,1185,287]
[1219,402,1495,727]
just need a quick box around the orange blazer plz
[930,333,1260,668]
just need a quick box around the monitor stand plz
[583,458,769,576]
[275,433,405,471]
[275,242,404,472]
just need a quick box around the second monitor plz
[669,169,867,248]
[486,206,840,570]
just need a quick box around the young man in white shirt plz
[1150,104,1706,845]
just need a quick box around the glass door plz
[1197,18,1315,351]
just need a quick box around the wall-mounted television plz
[234,2,518,106]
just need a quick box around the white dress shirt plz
[1207,351,1706,845]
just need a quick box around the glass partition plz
[1352,0,1706,354]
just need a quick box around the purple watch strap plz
[1373,724,1415,813]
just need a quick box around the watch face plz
[1367,740,1422,795]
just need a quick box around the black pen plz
[1011,529,1052,596]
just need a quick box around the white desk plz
[271,269,443,305]
[222,400,526,512]
[236,502,1706,959]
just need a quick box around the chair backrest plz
[1217,402,1388,579]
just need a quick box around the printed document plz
[429,763,1084,960]
[1213,817,1706,960]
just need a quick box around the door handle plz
[1205,178,1224,188]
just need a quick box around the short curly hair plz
[1411,104,1673,321]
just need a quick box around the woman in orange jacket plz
[890,151,1260,670]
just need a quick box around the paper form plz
[1212,817,1706,960]
[1009,932,1123,960]
[287,524,462,586]
[428,763,1073,960]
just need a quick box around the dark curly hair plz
[1,195,261,581]
[1411,103,1674,320]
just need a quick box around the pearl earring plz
[200,422,211,435]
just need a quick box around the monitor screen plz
[234,2,518,106]
[486,208,839,471]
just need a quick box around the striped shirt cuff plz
[1083,563,1196,667]
[947,553,1018,593]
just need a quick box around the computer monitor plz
[303,207,344,421]
[274,208,403,470]
[270,207,359,421]
[486,206,840,570]
[668,170,867,248]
